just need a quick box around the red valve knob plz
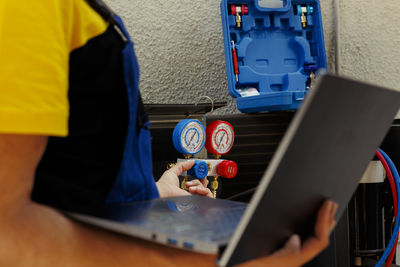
[231,5,237,15]
[242,5,248,15]
[217,161,238,179]
[231,4,248,15]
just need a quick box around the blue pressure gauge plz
[173,119,206,155]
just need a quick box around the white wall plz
[105,0,400,114]
[339,0,400,89]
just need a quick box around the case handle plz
[254,0,292,12]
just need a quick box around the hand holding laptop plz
[156,158,339,267]
[154,158,339,266]
[237,200,338,267]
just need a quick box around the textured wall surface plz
[340,0,400,89]
[105,0,400,115]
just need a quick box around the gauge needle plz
[189,132,196,146]
[218,132,226,148]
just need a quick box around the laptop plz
[67,74,400,267]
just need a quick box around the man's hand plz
[156,161,212,198]
[186,179,213,198]
[238,200,338,267]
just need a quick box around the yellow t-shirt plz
[0,0,108,137]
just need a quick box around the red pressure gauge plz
[205,121,235,156]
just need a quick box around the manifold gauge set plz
[172,119,238,198]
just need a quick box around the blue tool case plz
[220,0,327,112]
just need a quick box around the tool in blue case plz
[231,41,240,82]
[296,4,314,28]
[230,4,249,28]
[220,0,327,112]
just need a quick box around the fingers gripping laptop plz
[68,74,400,266]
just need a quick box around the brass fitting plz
[166,163,176,170]
[236,13,242,28]
[211,176,219,199]
[181,176,189,191]
[184,154,192,159]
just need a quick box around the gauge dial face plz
[179,121,206,155]
[208,121,235,155]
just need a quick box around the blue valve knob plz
[296,5,302,15]
[187,160,209,179]
[296,5,314,15]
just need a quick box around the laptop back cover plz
[219,74,400,266]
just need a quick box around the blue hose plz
[375,148,400,267]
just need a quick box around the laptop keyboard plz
[135,205,247,242]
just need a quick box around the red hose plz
[376,150,398,266]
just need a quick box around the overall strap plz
[85,0,117,24]
[85,0,129,43]
[85,0,159,203]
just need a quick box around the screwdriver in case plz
[231,40,239,82]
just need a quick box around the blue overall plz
[32,2,159,211]
[106,16,160,203]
